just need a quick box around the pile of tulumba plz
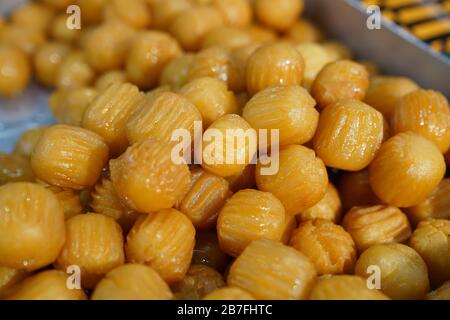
[0,0,449,300]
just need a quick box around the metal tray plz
[1,0,53,152]
[1,0,449,152]
[306,0,450,97]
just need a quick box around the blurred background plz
[1,0,449,152]
[0,0,53,152]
